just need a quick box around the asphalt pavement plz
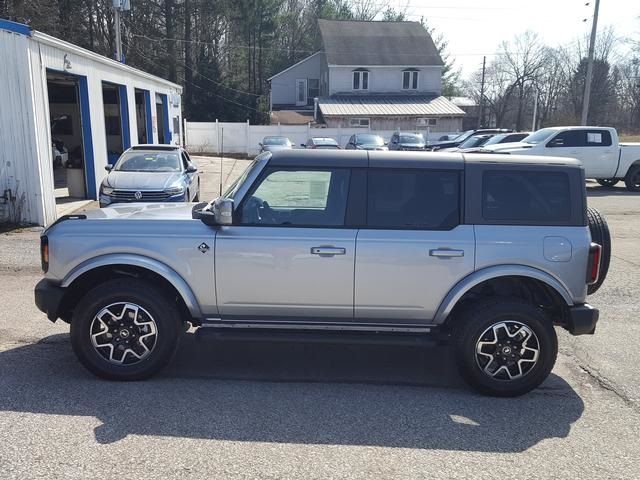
[0,167,639,479]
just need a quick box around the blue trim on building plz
[160,93,171,144]
[143,90,153,143]
[77,76,97,199]
[118,85,131,150]
[0,19,32,36]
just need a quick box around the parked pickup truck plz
[481,126,640,191]
[35,150,610,397]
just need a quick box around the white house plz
[268,20,465,131]
[0,19,182,226]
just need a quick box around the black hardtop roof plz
[266,149,582,170]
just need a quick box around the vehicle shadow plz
[0,332,584,452]
[586,185,636,197]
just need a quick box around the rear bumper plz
[34,279,65,322]
[566,303,599,335]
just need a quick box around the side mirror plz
[105,164,113,171]
[192,198,234,226]
[186,164,198,173]
[384,142,389,146]
[300,144,306,148]
[258,142,263,147]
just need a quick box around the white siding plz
[328,66,442,95]
[0,28,182,225]
[270,53,323,106]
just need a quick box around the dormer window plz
[402,69,419,90]
[352,69,369,90]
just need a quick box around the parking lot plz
[1,157,639,479]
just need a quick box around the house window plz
[308,79,320,100]
[416,118,437,127]
[349,118,370,128]
[402,70,419,90]
[353,69,369,90]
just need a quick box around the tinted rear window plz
[367,170,460,229]
[482,171,571,222]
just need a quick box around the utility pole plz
[112,0,131,63]
[478,56,486,128]
[581,0,600,125]
[532,86,538,131]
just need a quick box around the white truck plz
[481,126,640,191]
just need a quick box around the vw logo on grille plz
[134,191,143,200]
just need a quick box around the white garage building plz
[0,19,183,226]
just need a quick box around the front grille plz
[110,190,171,201]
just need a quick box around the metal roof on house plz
[318,20,444,66]
[318,95,465,117]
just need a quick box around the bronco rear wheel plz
[454,299,558,397]
[71,278,180,380]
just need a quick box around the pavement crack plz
[612,254,640,268]
[576,362,639,413]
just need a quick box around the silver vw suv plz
[35,150,610,396]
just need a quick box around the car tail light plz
[40,235,49,273]
[587,242,602,285]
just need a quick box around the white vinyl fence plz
[184,120,458,156]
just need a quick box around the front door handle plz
[430,249,465,258]
[311,246,346,257]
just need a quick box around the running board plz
[201,318,433,334]
[196,326,438,347]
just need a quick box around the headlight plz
[165,186,185,195]
[101,186,114,195]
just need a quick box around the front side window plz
[482,171,570,222]
[239,168,351,227]
[402,70,419,90]
[353,70,369,90]
[367,169,460,230]
[547,130,586,148]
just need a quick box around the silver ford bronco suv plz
[35,150,610,396]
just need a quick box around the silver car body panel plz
[354,225,475,321]
[215,226,357,318]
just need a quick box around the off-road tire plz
[587,206,611,295]
[624,164,640,192]
[70,278,181,380]
[453,298,558,397]
[596,178,619,188]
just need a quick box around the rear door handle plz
[311,246,346,257]
[430,249,465,258]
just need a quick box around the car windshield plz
[522,128,556,144]
[459,135,492,149]
[355,134,384,146]
[483,134,509,146]
[263,137,289,146]
[114,152,182,172]
[314,138,338,146]
[400,134,425,144]
[453,130,475,143]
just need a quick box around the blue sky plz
[385,0,639,77]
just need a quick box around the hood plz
[103,171,183,191]
[480,141,534,153]
[262,144,291,152]
[356,144,388,151]
[86,202,197,221]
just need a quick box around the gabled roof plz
[318,20,443,67]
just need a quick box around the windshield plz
[114,152,182,172]
[522,128,556,144]
[459,135,492,149]
[263,137,289,146]
[483,134,508,146]
[356,134,384,146]
[453,130,475,143]
[224,159,259,199]
[400,134,425,144]
[314,138,338,146]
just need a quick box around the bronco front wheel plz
[454,299,558,397]
[71,278,180,380]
